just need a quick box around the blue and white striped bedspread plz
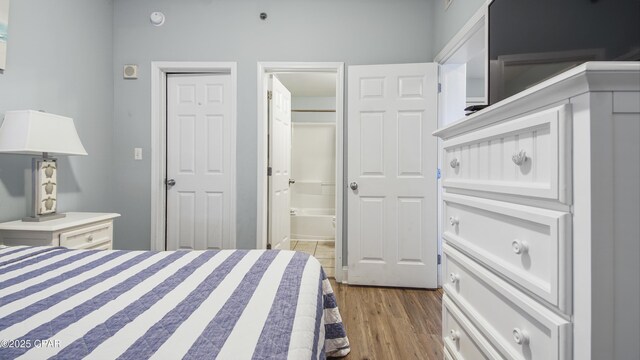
[0,246,350,359]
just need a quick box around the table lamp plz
[0,110,87,221]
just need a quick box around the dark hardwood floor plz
[330,279,444,360]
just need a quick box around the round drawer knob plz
[449,272,459,284]
[512,239,529,255]
[87,235,94,242]
[450,158,460,168]
[449,216,459,226]
[449,329,460,342]
[512,328,530,345]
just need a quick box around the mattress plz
[0,246,350,359]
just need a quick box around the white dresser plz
[434,62,640,360]
[0,212,121,250]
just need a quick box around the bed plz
[0,246,350,359]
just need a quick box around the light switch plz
[134,148,143,160]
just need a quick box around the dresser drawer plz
[443,294,503,360]
[443,193,571,312]
[443,244,571,360]
[444,347,455,360]
[442,104,572,204]
[60,221,113,250]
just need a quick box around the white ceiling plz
[275,72,336,97]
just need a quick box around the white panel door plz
[439,63,467,126]
[348,63,438,288]
[167,73,233,250]
[268,76,292,250]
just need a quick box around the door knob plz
[289,179,296,185]
[166,179,176,187]
[350,182,358,190]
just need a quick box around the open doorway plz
[280,73,337,277]
[257,62,345,281]
[434,6,488,286]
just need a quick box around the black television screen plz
[488,0,640,104]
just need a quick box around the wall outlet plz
[134,148,143,160]
[444,0,453,10]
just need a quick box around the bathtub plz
[290,208,336,240]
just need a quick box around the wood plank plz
[330,279,443,359]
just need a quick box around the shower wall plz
[290,97,336,239]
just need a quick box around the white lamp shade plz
[0,110,88,156]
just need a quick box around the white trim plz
[434,3,490,288]
[151,61,237,251]
[341,266,349,284]
[434,0,491,64]
[256,62,345,283]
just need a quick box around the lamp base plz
[22,213,66,222]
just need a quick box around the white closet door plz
[347,63,439,288]
[268,76,292,250]
[166,73,233,250]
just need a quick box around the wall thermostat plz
[123,64,138,79]
[150,11,165,26]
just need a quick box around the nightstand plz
[0,212,121,250]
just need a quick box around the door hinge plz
[267,90,273,100]
[438,83,442,93]
[267,166,272,176]
[437,254,441,265]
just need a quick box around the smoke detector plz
[150,12,165,26]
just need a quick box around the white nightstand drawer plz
[443,294,503,360]
[443,193,571,312]
[442,104,572,204]
[84,242,112,251]
[443,244,571,360]
[0,213,120,249]
[60,221,113,250]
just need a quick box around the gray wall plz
[112,0,435,250]
[0,0,114,222]
[432,0,486,57]
[467,77,484,98]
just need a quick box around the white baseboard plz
[339,266,348,284]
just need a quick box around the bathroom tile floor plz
[291,240,335,278]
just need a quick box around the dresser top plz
[0,213,121,232]
[433,61,640,139]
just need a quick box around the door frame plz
[256,62,345,282]
[150,61,237,251]
[434,3,489,286]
